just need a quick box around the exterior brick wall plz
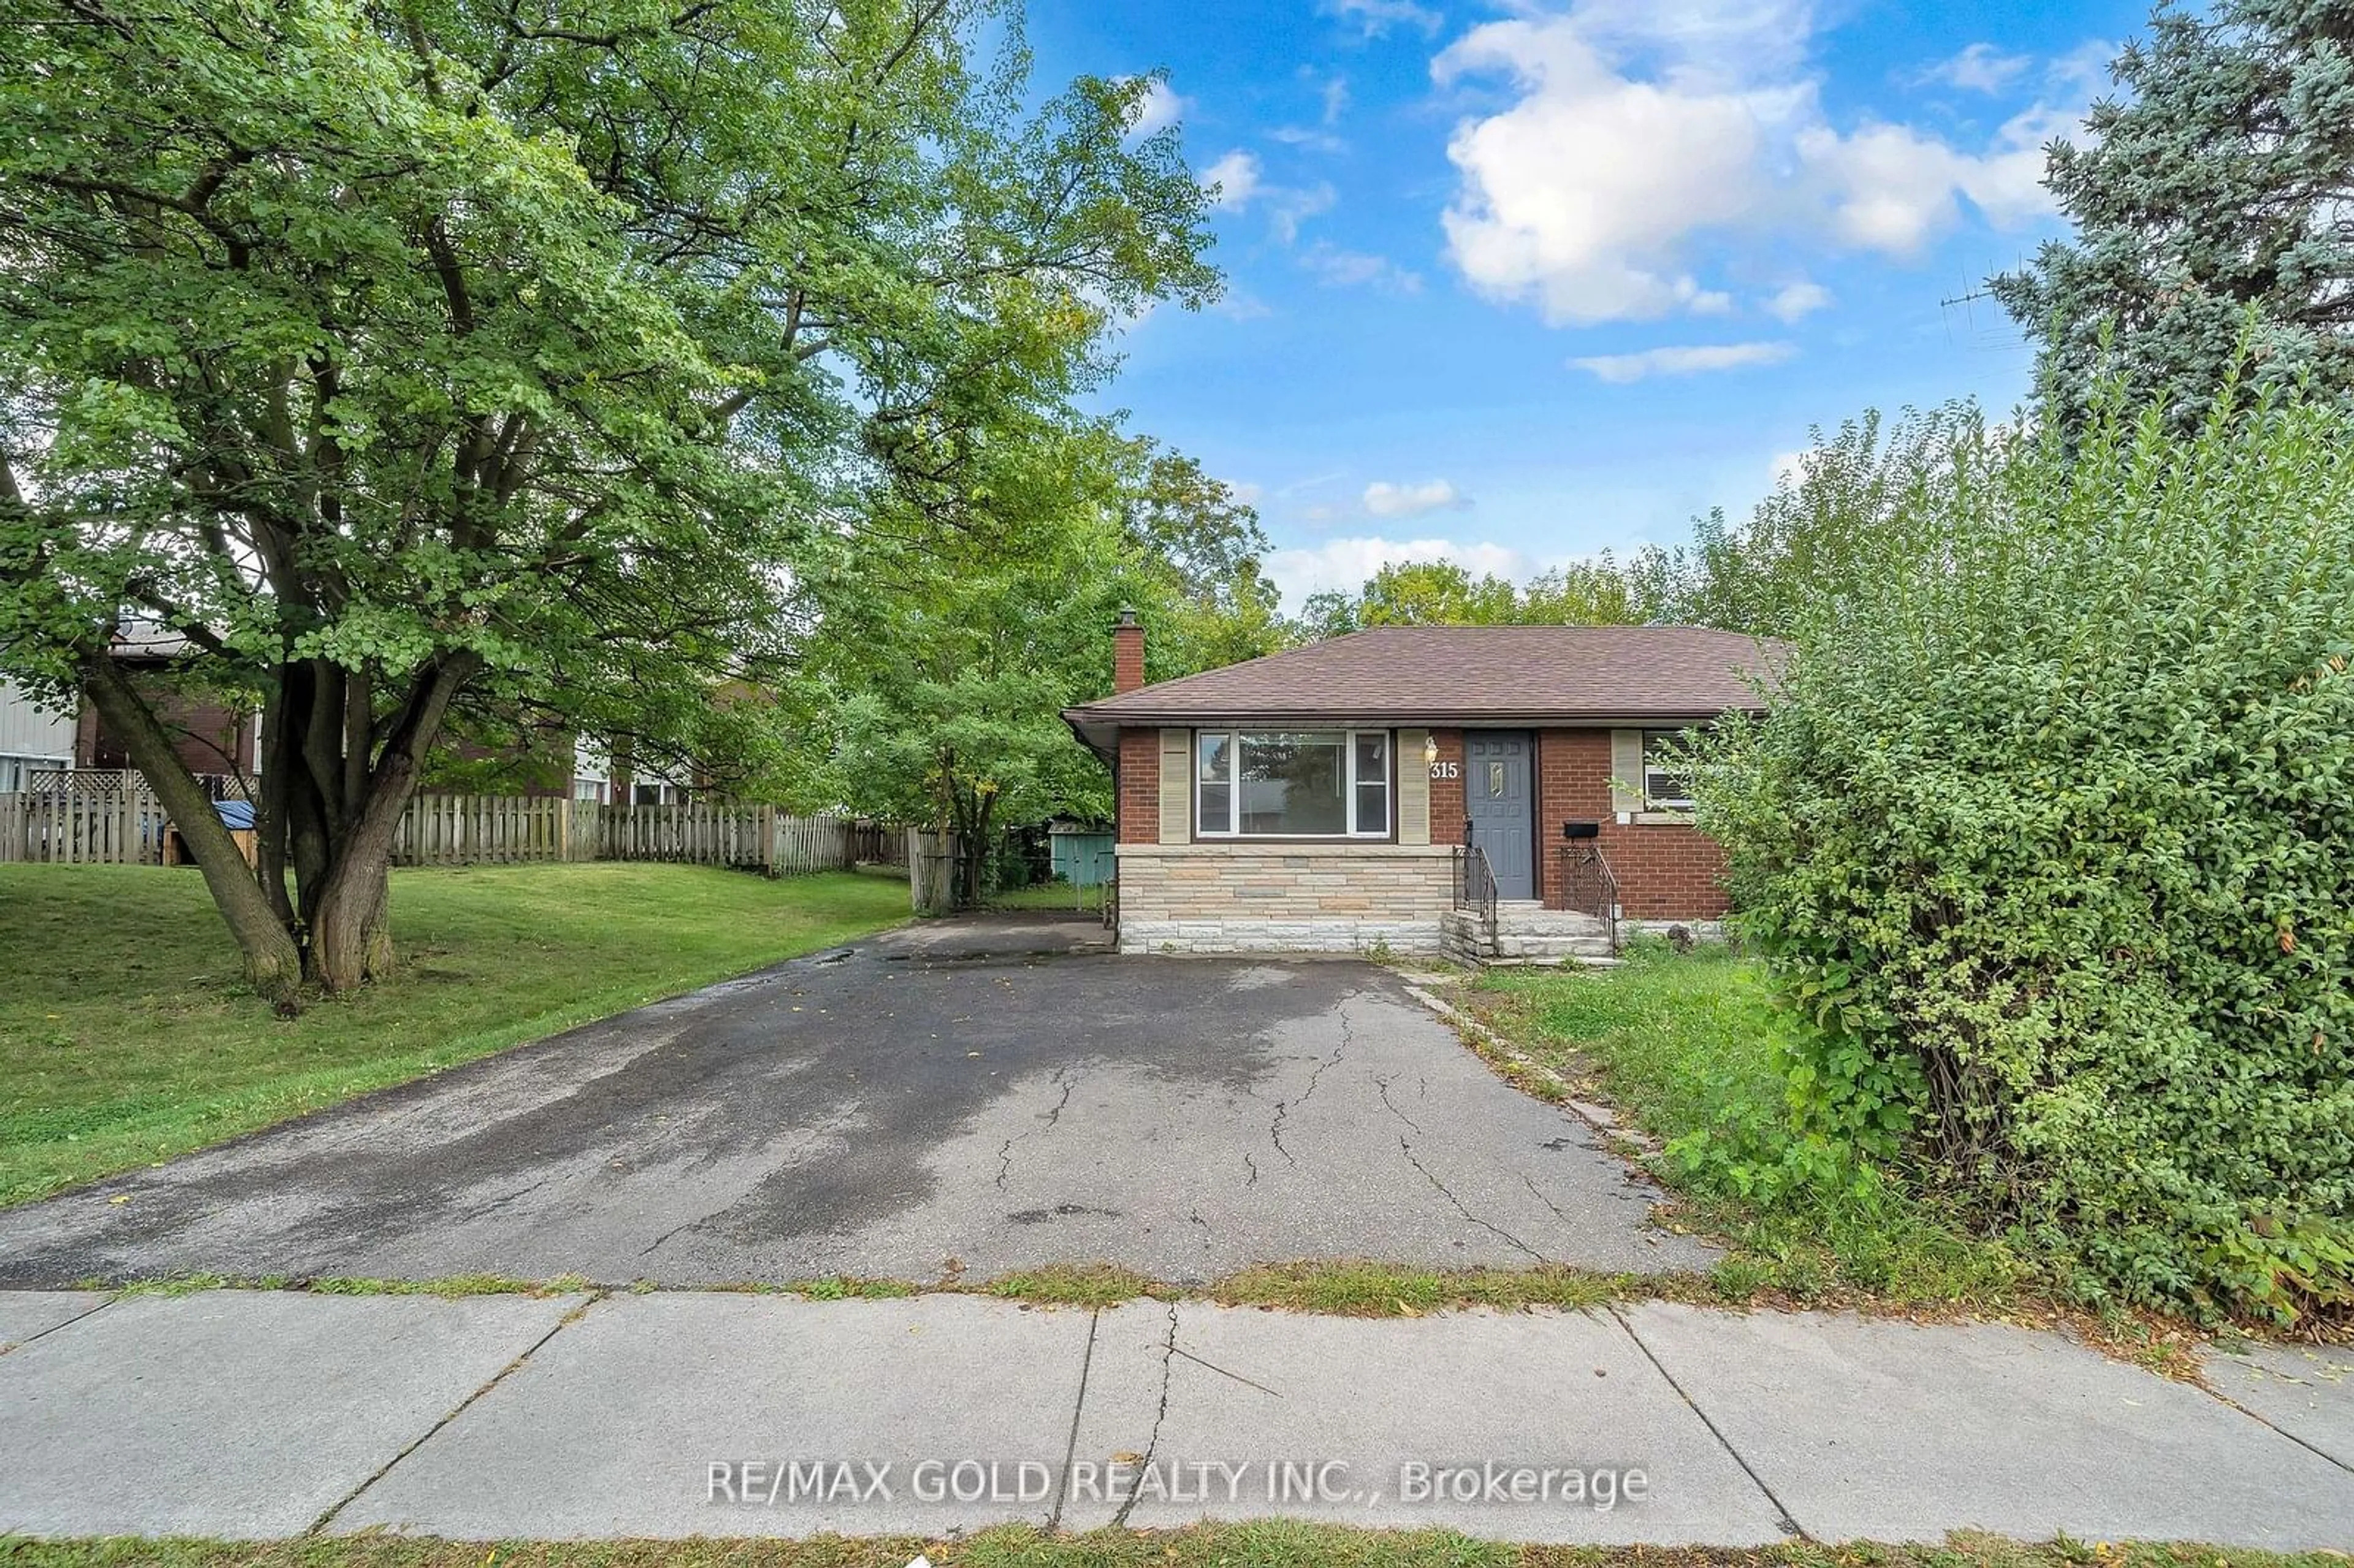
[1428,727,1465,847]
[1114,842,1454,954]
[1116,728,1159,845]
[1533,728,1729,921]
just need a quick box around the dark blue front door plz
[1464,731,1534,900]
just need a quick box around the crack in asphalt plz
[1241,1151,1258,1188]
[1038,1065,1081,1131]
[1187,1206,1211,1252]
[1520,1171,1582,1232]
[1267,1010,1350,1166]
[1398,1135,1552,1264]
[996,1065,1087,1193]
[1374,1073,1423,1135]
[1110,1301,1181,1529]
[1267,1091,1297,1166]
[466,1173,554,1220]
[637,1212,708,1260]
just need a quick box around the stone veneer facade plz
[1114,842,1456,956]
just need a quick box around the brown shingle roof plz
[1065,625,1783,745]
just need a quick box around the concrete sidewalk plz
[0,1287,2348,1548]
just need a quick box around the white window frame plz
[1195,728,1392,840]
[1641,729,1699,812]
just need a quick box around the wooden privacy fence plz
[398,796,887,874]
[1,783,896,877]
[393,795,579,866]
[0,786,172,865]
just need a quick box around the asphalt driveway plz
[0,915,1713,1287]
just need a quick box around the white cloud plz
[1266,536,1525,607]
[1569,341,1796,382]
[1436,15,1792,325]
[1303,243,1423,294]
[1919,42,2031,94]
[1201,150,1262,211]
[1434,5,2090,325]
[1124,77,1187,139]
[1799,102,2059,256]
[2048,39,2117,92]
[1769,449,1810,489]
[1322,0,1443,39]
[1201,151,1336,243]
[1362,479,1468,516]
[1272,125,1349,153]
[1765,280,1832,321]
[1320,74,1351,124]
[1268,181,1338,243]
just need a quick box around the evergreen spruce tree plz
[1993,0,2354,430]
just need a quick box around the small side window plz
[1641,729,1697,811]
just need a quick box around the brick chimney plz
[1112,607,1146,694]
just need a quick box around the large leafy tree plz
[0,0,1211,995]
[1992,0,2354,431]
[793,421,1268,903]
[1620,409,1967,636]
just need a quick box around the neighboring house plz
[1062,614,1780,959]
[571,737,614,804]
[77,623,259,778]
[568,738,690,805]
[2,623,257,789]
[0,680,75,793]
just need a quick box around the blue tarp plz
[214,799,256,831]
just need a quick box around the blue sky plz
[1024,0,2150,607]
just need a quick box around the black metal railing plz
[1557,842,1620,953]
[1452,842,1498,927]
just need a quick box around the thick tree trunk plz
[299,652,475,991]
[308,856,393,991]
[79,652,303,999]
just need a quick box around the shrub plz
[1698,382,2354,1324]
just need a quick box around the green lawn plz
[0,1529,2330,1568]
[0,862,910,1208]
[1467,945,2032,1315]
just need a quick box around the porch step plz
[1493,907,1609,935]
[1439,907,1618,968]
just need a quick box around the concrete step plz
[1490,934,1617,961]
[1439,906,1618,969]
[1492,911,1611,935]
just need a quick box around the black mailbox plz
[1562,820,1600,840]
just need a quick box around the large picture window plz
[1196,729,1390,838]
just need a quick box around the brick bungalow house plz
[1062,614,1780,962]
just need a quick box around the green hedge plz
[1699,387,2354,1323]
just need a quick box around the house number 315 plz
[1428,760,1460,779]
